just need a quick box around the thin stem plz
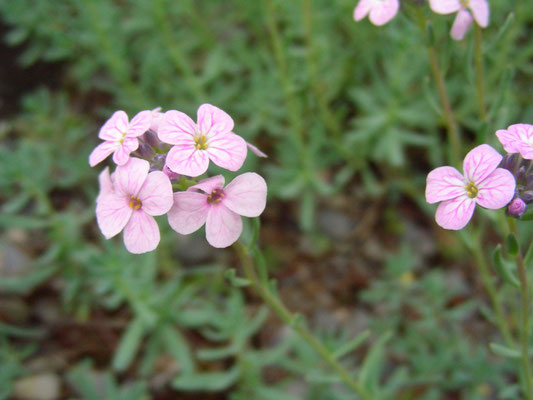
[508,218,533,399]
[474,25,487,123]
[235,242,371,399]
[415,9,461,166]
[471,235,514,346]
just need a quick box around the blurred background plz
[0,0,532,399]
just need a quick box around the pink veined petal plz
[127,110,153,137]
[435,195,476,230]
[205,205,243,248]
[189,175,225,194]
[353,0,372,21]
[469,0,489,27]
[96,167,114,202]
[496,128,521,153]
[123,211,160,254]
[158,110,197,145]
[247,142,268,158]
[96,193,132,239]
[167,192,209,235]
[463,144,502,184]
[112,137,139,166]
[511,124,533,143]
[137,171,173,216]
[428,0,461,14]
[368,0,399,26]
[450,9,473,40]
[197,104,234,138]
[206,132,247,172]
[165,145,210,177]
[425,166,466,204]
[223,173,267,217]
[113,157,150,197]
[517,142,533,160]
[151,107,164,133]
[99,111,129,141]
[476,168,516,209]
[89,141,119,167]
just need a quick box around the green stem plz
[415,9,461,166]
[508,218,533,399]
[235,242,371,399]
[474,25,487,123]
[471,234,514,346]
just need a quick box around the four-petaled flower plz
[96,157,173,254]
[496,124,533,159]
[429,0,489,40]
[158,104,247,177]
[425,144,515,230]
[167,173,267,248]
[353,0,399,26]
[89,110,153,167]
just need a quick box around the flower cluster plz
[426,123,533,229]
[353,0,490,41]
[90,104,267,253]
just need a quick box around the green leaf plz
[161,326,195,374]
[359,331,392,393]
[172,366,240,392]
[489,343,521,359]
[333,330,371,360]
[113,318,146,372]
[506,233,519,257]
[492,245,520,288]
[224,269,251,287]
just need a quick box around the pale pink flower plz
[496,124,533,159]
[167,173,267,248]
[96,158,173,254]
[150,107,164,133]
[89,110,153,167]
[425,144,515,230]
[353,0,399,26]
[429,0,489,40]
[158,104,247,177]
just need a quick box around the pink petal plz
[189,175,225,194]
[89,141,118,167]
[123,211,160,254]
[151,107,164,132]
[206,133,247,172]
[368,0,399,26]
[205,205,243,248]
[167,192,209,235]
[496,127,521,153]
[223,173,267,217]
[497,124,533,157]
[197,104,234,138]
[99,111,129,141]
[450,9,473,40]
[517,142,533,160]
[247,142,268,158]
[158,110,197,145]
[165,145,210,177]
[96,193,132,238]
[96,167,114,203]
[476,168,516,209]
[112,137,139,166]
[429,0,461,14]
[425,166,466,204]
[469,0,489,27]
[353,0,372,21]
[435,195,476,230]
[463,144,502,184]
[127,110,153,137]
[114,157,150,197]
[137,171,173,216]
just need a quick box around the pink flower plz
[353,0,399,26]
[429,0,489,40]
[167,173,267,248]
[89,110,153,167]
[158,104,247,177]
[425,144,515,230]
[150,107,164,133]
[96,158,173,254]
[496,124,533,159]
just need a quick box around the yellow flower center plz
[207,189,225,204]
[194,135,208,150]
[465,182,478,198]
[129,196,142,210]
[460,0,469,7]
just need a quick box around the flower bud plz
[501,153,518,172]
[137,142,154,159]
[508,197,527,218]
[143,130,160,149]
[163,164,180,180]
[521,191,533,204]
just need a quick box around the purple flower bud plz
[517,166,526,182]
[143,130,160,149]
[137,143,154,159]
[522,191,533,204]
[163,164,180,180]
[508,197,527,218]
[501,153,518,172]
